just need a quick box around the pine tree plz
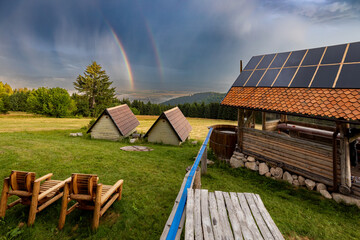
[74,61,116,116]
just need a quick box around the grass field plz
[0,112,237,140]
[0,113,360,239]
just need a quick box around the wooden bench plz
[185,189,284,240]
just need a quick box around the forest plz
[0,81,237,121]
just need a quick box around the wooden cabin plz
[87,104,139,141]
[221,41,360,199]
[145,107,192,145]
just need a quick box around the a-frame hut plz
[145,107,192,145]
[87,104,139,141]
[221,41,360,198]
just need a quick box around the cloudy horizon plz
[1,0,360,92]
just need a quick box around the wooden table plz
[185,189,284,240]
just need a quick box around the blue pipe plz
[166,128,213,240]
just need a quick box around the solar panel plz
[245,70,265,86]
[301,47,325,66]
[273,68,297,87]
[336,64,360,88]
[310,65,339,88]
[238,41,360,89]
[290,67,317,87]
[257,69,281,87]
[284,50,306,67]
[257,54,276,69]
[345,42,360,63]
[270,52,290,68]
[232,71,252,87]
[244,55,263,70]
[321,44,346,64]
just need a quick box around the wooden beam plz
[262,112,266,131]
[338,123,351,194]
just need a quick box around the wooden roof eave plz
[220,103,360,125]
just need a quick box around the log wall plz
[242,128,340,186]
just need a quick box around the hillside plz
[161,92,225,105]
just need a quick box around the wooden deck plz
[185,189,284,240]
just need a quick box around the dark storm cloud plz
[0,0,360,92]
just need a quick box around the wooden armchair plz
[0,170,70,225]
[58,173,124,230]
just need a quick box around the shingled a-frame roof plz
[87,104,140,136]
[145,107,192,142]
[222,41,360,122]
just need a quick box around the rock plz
[258,163,269,175]
[255,161,259,166]
[245,162,258,171]
[234,152,244,158]
[298,176,306,186]
[247,156,255,162]
[129,138,137,143]
[77,132,83,137]
[191,141,198,145]
[283,171,293,184]
[207,160,215,165]
[270,167,283,179]
[320,190,332,199]
[332,193,360,208]
[70,133,77,137]
[132,133,141,138]
[292,175,298,180]
[305,179,316,191]
[316,183,327,192]
[293,180,300,186]
[265,172,271,178]
[230,158,244,168]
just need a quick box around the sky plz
[0,0,360,93]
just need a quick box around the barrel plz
[209,125,237,160]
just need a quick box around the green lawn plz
[0,117,359,239]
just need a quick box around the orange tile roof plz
[221,87,360,121]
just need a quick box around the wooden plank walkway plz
[185,189,284,240]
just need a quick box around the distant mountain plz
[161,92,226,105]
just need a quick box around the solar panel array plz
[233,41,360,88]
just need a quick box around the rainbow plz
[108,26,134,90]
[143,20,163,81]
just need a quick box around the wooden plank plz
[176,209,186,240]
[185,189,194,240]
[214,191,234,240]
[222,192,243,240]
[229,192,254,240]
[244,193,274,240]
[237,193,263,240]
[160,172,190,240]
[208,192,223,240]
[194,189,203,240]
[201,189,214,240]
[253,194,284,240]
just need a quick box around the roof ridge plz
[107,104,126,111]
[164,106,179,114]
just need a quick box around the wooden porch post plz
[262,112,266,131]
[339,123,351,194]
[237,109,244,152]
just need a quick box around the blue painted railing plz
[166,128,213,240]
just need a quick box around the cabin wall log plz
[242,128,341,186]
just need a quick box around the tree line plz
[0,62,236,120]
